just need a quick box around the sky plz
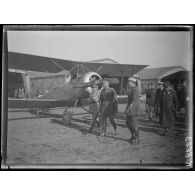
[7,31,191,70]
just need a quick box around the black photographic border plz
[1,24,194,170]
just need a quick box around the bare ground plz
[6,104,189,166]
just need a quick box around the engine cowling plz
[72,72,102,93]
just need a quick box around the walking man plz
[125,77,141,144]
[99,79,118,136]
[154,81,164,121]
[159,81,178,135]
[145,83,155,121]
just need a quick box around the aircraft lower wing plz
[8,98,72,109]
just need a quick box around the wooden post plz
[120,71,124,95]
[132,66,135,77]
[2,30,8,165]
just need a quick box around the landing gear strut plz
[62,99,78,125]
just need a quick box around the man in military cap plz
[145,83,155,121]
[159,81,178,135]
[178,80,188,120]
[125,76,141,144]
[88,84,100,131]
[154,81,164,121]
[99,79,118,136]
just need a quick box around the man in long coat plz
[154,81,164,120]
[99,79,118,136]
[178,80,188,119]
[145,83,155,120]
[125,77,141,144]
[159,81,178,135]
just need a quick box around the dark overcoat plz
[178,86,188,109]
[159,88,178,128]
[154,88,162,115]
[125,86,141,116]
[100,87,118,115]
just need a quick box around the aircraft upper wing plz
[77,62,148,77]
[8,52,75,73]
[8,52,148,76]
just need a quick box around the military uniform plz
[125,85,141,144]
[89,88,100,131]
[145,88,155,120]
[178,84,188,115]
[154,87,163,118]
[159,88,178,130]
[100,87,118,135]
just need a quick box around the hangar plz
[8,69,30,98]
[137,66,189,93]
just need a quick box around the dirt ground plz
[6,103,190,167]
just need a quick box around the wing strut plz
[96,65,103,73]
[82,64,91,72]
[62,98,79,125]
[51,59,67,72]
[72,98,79,114]
[80,64,86,73]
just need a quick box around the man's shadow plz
[50,118,100,136]
[50,117,130,143]
[116,113,160,134]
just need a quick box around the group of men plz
[88,79,118,136]
[145,80,188,135]
[88,76,141,145]
[14,87,25,98]
[88,77,189,144]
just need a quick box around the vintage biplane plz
[8,52,148,123]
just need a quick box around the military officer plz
[125,76,141,144]
[154,81,164,120]
[99,79,118,136]
[178,80,188,119]
[145,83,155,121]
[89,85,100,131]
[159,81,178,135]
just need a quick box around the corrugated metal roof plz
[162,70,190,80]
[86,58,119,64]
[137,66,186,80]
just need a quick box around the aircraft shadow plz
[116,122,159,134]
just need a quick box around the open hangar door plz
[8,69,30,98]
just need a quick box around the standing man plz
[154,81,164,121]
[178,80,188,120]
[14,88,18,98]
[125,77,141,144]
[89,85,100,131]
[99,79,118,136]
[159,81,178,135]
[145,83,155,121]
